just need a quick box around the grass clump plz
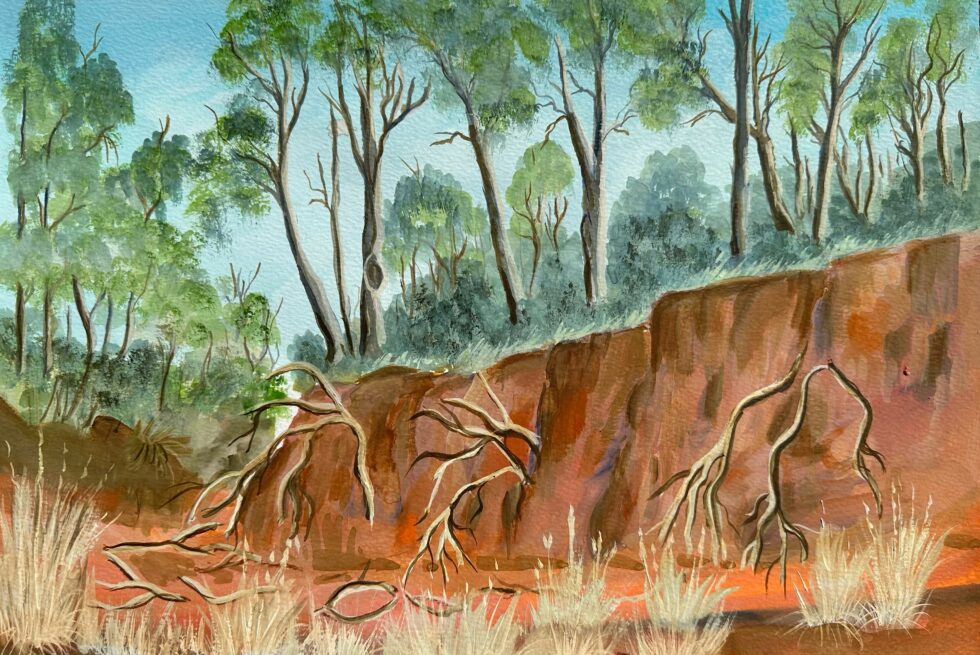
[632,617,731,655]
[80,609,205,655]
[206,575,302,655]
[0,475,102,652]
[381,595,520,655]
[865,489,946,630]
[303,619,373,655]
[530,508,620,631]
[631,534,732,655]
[794,523,868,641]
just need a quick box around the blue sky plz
[0,0,977,345]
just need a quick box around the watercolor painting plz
[0,0,978,653]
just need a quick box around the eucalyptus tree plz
[3,0,133,376]
[925,0,971,187]
[103,118,193,353]
[378,0,548,324]
[385,164,488,303]
[534,0,663,298]
[198,0,348,363]
[852,17,932,203]
[781,0,884,242]
[506,141,573,294]
[318,0,430,356]
[631,0,796,257]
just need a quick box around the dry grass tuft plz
[382,594,520,655]
[80,609,205,655]
[637,538,733,631]
[303,619,373,655]
[206,574,303,655]
[531,508,620,630]
[632,617,731,655]
[0,476,102,652]
[518,624,610,655]
[865,489,945,631]
[794,523,868,641]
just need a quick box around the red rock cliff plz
[242,232,980,571]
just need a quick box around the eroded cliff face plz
[243,233,980,569]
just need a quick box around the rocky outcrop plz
[242,233,980,571]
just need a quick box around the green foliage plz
[384,165,489,298]
[622,0,708,130]
[211,0,323,82]
[608,146,723,302]
[780,0,889,127]
[380,0,547,133]
[506,141,574,215]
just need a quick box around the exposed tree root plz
[178,575,282,605]
[654,351,807,561]
[94,551,188,611]
[312,372,541,624]
[741,362,885,589]
[403,372,540,588]
[316,581,399,623]
[653,352,884,587]
[188,361,375,539]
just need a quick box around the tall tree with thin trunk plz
[534,0,668,302]
[198,0,348,364]
[381,0,548,325]
[728,0,753,257]
[782,0,883,243]
[632,0,796,254]
[318,1,430,355]
[3,1,133,377]
[853,17,935,203]
[926,0,970,187]
[959,110,970,192]
[305,113,355,354]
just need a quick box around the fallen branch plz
[94,551,188,611]
[179,575,282,605]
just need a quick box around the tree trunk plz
[66,277,96,419]
[863,129,877,217]
[14,283,26,375]
[790,127,806,222]
[812,98,842,243]
[464,106,523,324]
[936,88,952,186]
[101,296,113,357]
[959,110,970,192]
[755,131,796,232]
[275,159,347,364]
[118,291,135,360]
[586,56,607,302]
[911,129,926,201]
[158,336,176,412]
[359,172,385,356]
[14,88,27,375]
[729,0,753,257]
[326,117,355,354]
[42,283,53,377]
